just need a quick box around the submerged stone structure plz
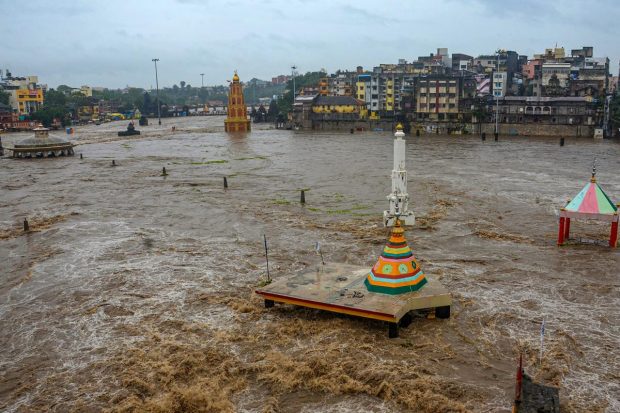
[364,220,428,295]
[224,71,251,132]
[11,126,74,158]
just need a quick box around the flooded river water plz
[1,116,619,412]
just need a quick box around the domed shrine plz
[224,71,251,132]
[11,126,74,158]
[365,219,427,294]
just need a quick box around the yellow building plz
[311,96,361,114]
[319,78,329,96]
[16,88,44,115]
[80,85,93,97]
[78,103,100,120]
[355,81,366,100]
[386,78,394,111]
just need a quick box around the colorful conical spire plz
[364,220,427,295]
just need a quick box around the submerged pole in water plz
[263,234,270,282]
[223,176,228,189]
[300,189,305,204]
[540,318,545,366]
[514,353,523,408]
[23,218,29,232]
[80,153,83,159]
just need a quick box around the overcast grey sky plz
[1,0,618,89]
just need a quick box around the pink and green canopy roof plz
[562,178,618,221]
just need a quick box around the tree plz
[44,89,67,106]
[143,92,152,114]
[277,70,327,116]
[471,97,489,135]
[31,106,70,127]
[268,99,279,122]
[0,89,9,105]
[258,105,267,122]
[57,84,73,95]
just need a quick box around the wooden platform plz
[255,263,452,337]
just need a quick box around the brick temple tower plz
[224,71,251,132]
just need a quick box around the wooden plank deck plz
[256,263,452,337]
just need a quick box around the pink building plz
[522,59,542,80]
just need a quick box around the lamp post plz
[152,58,161,125]
[291,65,297,106]
[495,49,503,137]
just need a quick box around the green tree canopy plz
[0,89,10,105]
[277,70,326,115]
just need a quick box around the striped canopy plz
[562,178,618,221]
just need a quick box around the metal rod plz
[263,234,270,282]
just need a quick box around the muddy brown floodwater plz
[1,116,619,413]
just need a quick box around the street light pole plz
[291,65,297,106]
[495,50,500,136]
[152,58,161,125]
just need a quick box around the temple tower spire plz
[224,71,251,132]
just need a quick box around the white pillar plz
[384,125,415,226]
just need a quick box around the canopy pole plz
[564,218,571,240]
[557,216,566,246]
[610,218,618,248]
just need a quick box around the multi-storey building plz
[495,96,597,126]
[415,75,476,122]
[522,59,543,80]
[492,72,508,98]
[328,72,355,96]
[542,62,571,87]
[355,74,371,107]
[318,77,329,96]
[0,74,45,115]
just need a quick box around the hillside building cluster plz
[292,46,618,137]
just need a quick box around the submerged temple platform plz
[11,126,74,158]
[256,262,452,337]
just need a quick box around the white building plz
[542,62,571,87]
[492,71,507,98]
